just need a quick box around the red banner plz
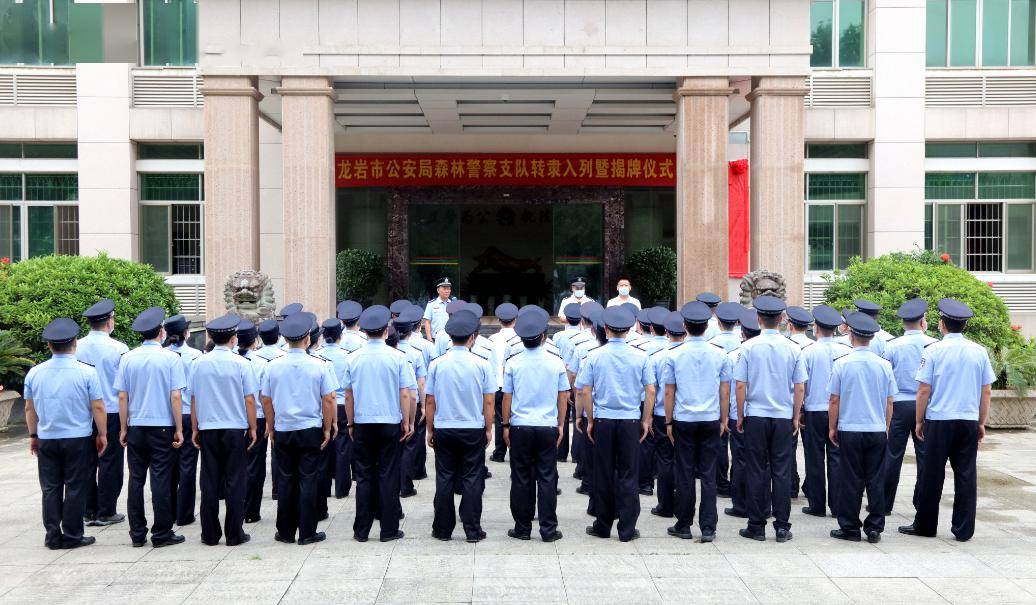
[335,153,676,188]
[728,159,750,278]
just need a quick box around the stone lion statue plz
[739,270,787,306]
[224,270,276,322]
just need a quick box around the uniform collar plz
[943,333,964,340]
[324,342,341,349]
[564,325,579,331]
[286,348,309,355]
[904,329,923,335]
[366,339,387,347]
[668,340,684,348]
[261,344,280,351]
[817,336,835,342]
[762,329,780,335]
[142,340,161,347]
[606,337,625,344]
[853,346,869,352]
[214,345,231,352]
[687,336,706,342]
[52,353,74,359]
[87,330,110,337]
[449,345,469,352]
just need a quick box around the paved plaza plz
[0,430,1034,604]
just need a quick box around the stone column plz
[202,76,262,319]
[748,76,809,306]
[674,77,734,303]
[276,77,336,320]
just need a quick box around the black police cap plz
[562,303,582,321]
[281,313,311,341]
[811,305,843,330]
[897,298,928,321]
[854,299,882,317]
[636,308,652,326]
[715,302,742,324]
[680,301,712,324]
[467,302,484,319]
[322,318,343,338]
[753,295,786,316]
[647,306,669,327]
[740,307,760,332]
[205,313,241,335]
[336,300,363,322]
[83,298,115,322]
[395,306,423,326]
[445,309,480,339]
[938,298,974,321]
[359,305,391,331]
[786,306,814,327]
[445,300,467,315]
[279,302,303,317]
[132,307,166,333]
[846,311,880,337]
[258,319,279,337]
[696,292,722,307]
[436,277,452,288]
[603,306,635,331]
[237,319,257,338]
[664,311,686,335]
[389,299,411,315]
[620,302,639,318]
[42,317,79,344]
[514,312,548,339]
[570,276,586,286]
[495,303,519,322]
[164,314,188,334]
[582,305,603,327]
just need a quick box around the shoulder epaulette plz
[886,335,901,343]
[471,350,490,361]
[547,350,562,359]
[506,350,523,362]
[923,340,938,348]
[649,347,666,357]
[709,342,726,350]
[801,341,816,349]
[832,352,849,361]
[77,360,95,368]
[784,335,798,343]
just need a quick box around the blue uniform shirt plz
[801,338,853,412]
[426,346,495,429]
[790,333,814,349]
[397,340,428,388]
[168,343,202,414]
[835,332,887,357]
[635,334,668,356]
[260,348,337,431]
[650,342,681,416]
[916,332,995,421]
[726,347,741,421]
[75,330,128,414]
[733,329,808,420]
[319,343,351,406]
[114,341,187,427]
[254,344,285,362]
[341,330,367,353]
[423,297,452,336]
[828,348,898,431]
[243,351,266,419]
[564,331,594,371]
[190,346,258,430]
[662,337,733,422]
[344,339,417,424]
[883,330,938,402]
[574,338,654,420]
[708,331,741,354]
[407,333,436,367]
[24,354,103,439]
[503,347,569,427]
[551,325,581,364]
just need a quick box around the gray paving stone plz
[472,576,567,602]
[652,577,758,604]
[641,553,739,578]
[112,559,219,585]
[562,576,662,604]
[832,578,947,603]
[376,576,474,603]
[182,579,292,604]
[741,576,852,604]
[77,582,197,605]
[922,577,1036,604]
[280,579,383,605]
[725,553,827,578]
[473,554,562,578]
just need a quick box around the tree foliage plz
[626,245,677,307]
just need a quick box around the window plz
[806,143,869,159]
[625,188,676,254]
[139,173,203,274]
[805,173,866,271]
[0,173,78,260]
[810,0,866,68]
[0,143,77,159]
[141,0,198,66]
[0,0,103,65]
[137,143,203,160]
[925,172,1035,271]
[927,0,1036,67]
[926,141,1036,157]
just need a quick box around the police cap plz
[897,298,928,321]
[841,308,854,324]
[680,301,712,324]
[715,302,742,324]
[42,317,79,344]
[562,302,582,322]
[359,305,391,331]
[517,304,538,317]
[258,319,279,338]
[83,298,115,322]
[445,300,467,315]
[281,313,311,341]
[164,314,189,334]
[466,302,484,319]
[854,299,882,317]
[279,302,303,317]
[322,318,343,339]
[445,309,480,339]
[636,308,652,326]
[664,311,686,335]
[336,300,363,322]
[580,301,603,316]
[570,276,586,287]
[436,277,452,288]
[786,306,814,327]
[514,312,548,339]
[696,292,722,307]
[603,306,636,331]
[582,305,603,328]
[303,312,320,338]
[846,311,880,337]
[753,295,786,316]
[740,307,760,333]
[395,305,423,326]
[205,313,241,335]
[620,302,639,318]
[237,319,257,339]
[938,298,974,321]
[133,307,166,333]
[495,303,519,322]
[647,306,669,327]
[811,305,843,330]
[389,299,411,315]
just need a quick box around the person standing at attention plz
[606,278,641,309]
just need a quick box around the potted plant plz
[626,245,677,308]
[986,340,1036,429]
[0,331,33,432]
[335,249,386,307]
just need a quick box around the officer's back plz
[25,350,101,438]
[918,331,994,419]
[190,343,257,428]
[580,334,652,418]
[264,344,332,429]
[830,348,897,430]
[735,325,804,417]
[76,328,128,411]
[347,330,412,423]
[427,343,493,426]
[884,330,938,402]
[118,337,185,425]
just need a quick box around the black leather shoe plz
[400,488,417,498]
[699,531,716,543]
[867,531,881,543]
[414,472,428,480]
[619,530,641,542]
[801,506,826,517]
[227,534,251,547]
[380,531,404,542]
[775,529,793,543]
[92,513,126,526]
[739,528,765,541]
[466,530,487,543]
[490,455,505,463]
[507,529,531,541]
[667,525,692,540]
[432,532,451,541]
[298,532,326,546]
[830,529,861,542]
[131,540,146,548]
[318,512,329,521]
[484,470,493,479]
[176,516,195,526]
[352,534,368,543]
[556,487,562,495]
[245,516,261,523]
[651,506,674,518]
[64,536,96,549]
[725,507,748,518]
[898,524,934,537]
[585,525,610,539]
[639,487,654,496]
[274,532,296,544]
[152,534,186,548]
[201,539,220,546]
[576,485,590,496]
[542,531,563,542]
[573,471,584,480]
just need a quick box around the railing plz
[805,72,872,108]
[0,68,77,106]
[131,68,204,108]
[926,70,1036,106]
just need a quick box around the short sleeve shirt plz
[828,348,898,431]
[114,341,187,427]
[662,338,732,422]
[732,330,808,420]
[426,346,495,428]
[574,339,654,420]
[915,333,995,421]
[190,346,258,430]
[343,340,417,424]
[503,347,569,427]
[75,331,128,414]
[260,348,337,431]
[24,355,103,439]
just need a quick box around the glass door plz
[408,204,459,303]
[552,204,603,314]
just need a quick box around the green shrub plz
[627,245,677,307]
[336,249,385,306]
[822,250,1019,351]
[0,254,179,362]
[0,330,33,390]
[988,339,1036,396]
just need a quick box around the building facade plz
[0,0,1034,331]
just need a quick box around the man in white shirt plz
[557,277,595,318]
[606,278,642,310]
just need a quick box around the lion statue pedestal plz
[224,270,276,323]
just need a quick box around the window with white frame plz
[924,172,1035,272]
[0,173,79,261]
[810,0,867,68]
[139,173,203,274]
[806,172,867,271]
[927,0,1036,67]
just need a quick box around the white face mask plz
[618,287,630,297]
[573,289,585,299]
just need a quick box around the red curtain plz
[728,159,750,278]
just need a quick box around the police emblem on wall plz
[224,270,277,322]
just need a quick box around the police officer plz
[708,302,742,498]
[827,312,898,543]
[570,302,605,496]
[501,311,568,542]
[404,304,435,366]
[785,306,814,499]
[424,310,494,542]
[394,310,428,498]
[557,276,595,318]
[649,312,686,519]
[577,306,655,542]
[254,319,285,503]
[189,314,258,546]
[239,320,271,523]
[337,300,367,352]
[881,298,937,515]
[319,318,353,499]
[734,296,807,542]
[552,303,583,363]
[634,306,669,496]
[164,314,201,526]
[79,299,129,527]
[488,303,519,463]
[423,277,455,341]
[661,302,732,542]
[25,318,107,550]
[724,309,761,519]
[344,305,416,543]
[115,307,187,547]
[838,300,891,357]
[434,300,472,357]
[696,292,723,340]
[799,305,852,518]
[260,312,337,545]
[899,299,994,542]
[296,313,335,522]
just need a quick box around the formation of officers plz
[23,275,995,550]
